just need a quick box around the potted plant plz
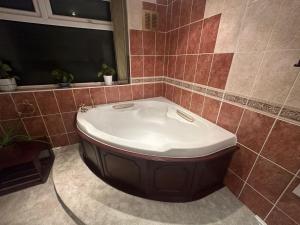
[97,64,116,86]
[0,127,49,149]
[51,68,74,88]
[0,60,18,92]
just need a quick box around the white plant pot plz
[103,75,113,86]
[0,78,17,92]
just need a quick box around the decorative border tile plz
[163,76,300,124]
[205,88,224,100]
[192,85,206,95]
[131,76,164,83]
[280,107,300,122]
[224,93,248,106]
[247,99,282,116]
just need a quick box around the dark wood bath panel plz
[78,129,237,202]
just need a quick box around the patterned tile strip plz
[162,76,300,123]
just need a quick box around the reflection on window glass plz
[0,20,117,85]
[50,0,111,21]
[0,0,35,11]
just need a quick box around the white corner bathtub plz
[77,97,237,158]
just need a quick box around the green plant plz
[0,125,49,149]
[0,60,13,79]
[51,69,74,83]
[97,64,116,78]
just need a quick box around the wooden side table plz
[0,141,54,196]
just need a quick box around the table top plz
[0,141,50,170]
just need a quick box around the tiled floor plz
[0,176,75,225]
[0,144,260,225]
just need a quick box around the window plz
[49,0,111,21]
[0,1,129,86]
[0,0,35,12]
[0,20,116,85]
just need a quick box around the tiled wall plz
[128,0,300,224]
[0,0,299,224]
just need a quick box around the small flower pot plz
[103,75,113,86]
[58,82,71,88]
[0,78,17,92]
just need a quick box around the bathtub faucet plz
[79,104,88,113]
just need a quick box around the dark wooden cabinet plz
[0,141,54,196]
[80,137,236,202]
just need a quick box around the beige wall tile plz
[267,0,300,50]
[251,50,300,105]
[214,0,247,53]
[225,53,263,97]
[127,0,143,30]
[237,0,282,52]
[204,0,225,18]
[285,74,300,110]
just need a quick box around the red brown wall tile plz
[73,88,93,108]
[239,184,273,219]
[261,120,300,174]
[247,157,293,203]
[90,87,106,105]
[0,94,18,120]
[54,90,76,113]
[34,91,59,115]
[202,97,221,123]
[217,102,243,133]
[199,14,221,53]
[208,53,233,89]
[12,92,40,117]
[266,207,298,225]
[237,109,275,153]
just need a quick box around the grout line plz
[103,87,108,104]
[53,90,70,145]
[9,93,30,137]
[88,88,94,107]
[237,117,277,198]
[238,142,297,177]
[229,169,276,208]
[117,86,121,102]
[71,89,78,109]
[264,171,299,222]
[141,29,145,98]
[32,93,54,146]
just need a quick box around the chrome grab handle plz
[176,110,195,122]
[112,103,134,109]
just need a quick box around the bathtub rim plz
[77,127,237,162]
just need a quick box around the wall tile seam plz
[52,90,71,144]
[9,93,30,137]
[264,172,300,223]
[141,29,145,98]
[229,167,300,224]
[32,93,55,146]
[237,142,297,177]
[178,0,195,106]
[228,168,276,206]
[153,7,158,96]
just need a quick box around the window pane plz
[0,0,35,12]
[50,0,111,21]
[0,20,117,85]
